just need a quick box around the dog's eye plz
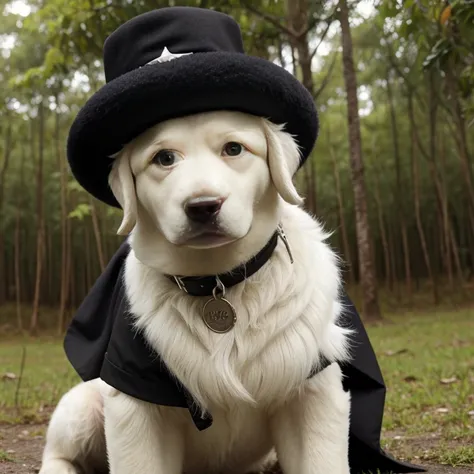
[222,142,244,157]
[152,150,178,167]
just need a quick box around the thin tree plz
[329,142,355,284]
[57,96,71,334]
[386,69,411,298]
[89,196,106,272]
[408,93,437,304]
[339,0,381,321]
[0,122,13,305]
[30,101,45,336]
[372,169,392,290]
[14,144,26,331]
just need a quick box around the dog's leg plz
[269,364,350,474]
[40,380,106,474]
[101,382,184,474]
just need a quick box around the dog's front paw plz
[39,459,79,474]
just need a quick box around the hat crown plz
[103,7,245,82]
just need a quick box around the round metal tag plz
[202,297,237,333]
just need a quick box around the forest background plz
[0,0,473,331]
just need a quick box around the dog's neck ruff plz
[167,225,292,297]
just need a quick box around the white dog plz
[39,111,352,474]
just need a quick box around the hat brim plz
[67,51,318,208]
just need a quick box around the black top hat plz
[67,6,319,208]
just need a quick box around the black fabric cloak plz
[64,240,425,473]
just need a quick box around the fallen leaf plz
[440,5,452,25]
[404,375,418,383]
[435,407,449,413]
[440,377,458,384]
[452,338,469,347]
[468,410,474,416]
[384,348,409,356]
[2,372,17,380]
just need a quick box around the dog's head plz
[109,111,303,273]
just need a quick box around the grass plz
[0,306,473,467]
[0,337,79,423]
[368,308,474,466]
[437,446,474,466]
[0,449,15,462]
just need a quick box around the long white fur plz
[39,111,352,474]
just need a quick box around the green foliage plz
[378,0,474,111]
[0,0,473,310]
[68,203,91,221]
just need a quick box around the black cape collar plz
[166,230,279,296]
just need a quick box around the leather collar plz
[166,230,280,297]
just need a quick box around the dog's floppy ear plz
[108,148,137,235]
[263,119,304,206]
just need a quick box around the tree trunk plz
[70,245,76,316]
[372,172,391,290]
[14,146,25,331]
[89,196,106,272]
[409,77,452,303]
[429,72,454,291]
[14,207,22,330]
[387,219,398,297]
[449,223,464,284]
[69,192,77,312]
[57,101,71,334]
[290,46,297,76]
[467,210,474,279]
[329,142,355,284]
[63,215,72,330]
[0,122,13,305]
[30,102,45,336]
[285,0,313,96]
[400,224,411,299]
[45,222,53,304]
[408,94,437,304]
[439,127,464,287]
[445,63,474,212]
[277,37,286,69]
[386,69,412,299]
[85,224,92,290]
[284,0,318,214]
[339,0,381,321]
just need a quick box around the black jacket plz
[64,240,425,473]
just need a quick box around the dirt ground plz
[0,424,472,474]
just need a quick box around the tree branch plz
[309,21,332,60]
[313,52,338,99]
[241,2,297,38]
[385,41,426,109]
[242,2,335,41]
[305,9,336,37]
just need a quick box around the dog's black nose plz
[184,197,224,223]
